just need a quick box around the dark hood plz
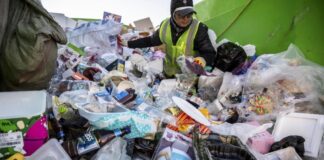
[170,0,195,15]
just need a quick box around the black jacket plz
[128,19,216,67]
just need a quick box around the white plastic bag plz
[245,44,324,114]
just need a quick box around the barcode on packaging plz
[0,132,24,149]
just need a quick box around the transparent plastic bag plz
[246,44,324,92]
[68,20,122,54]
[132,78,155,104]
[245,44,324,114]
[198,68,224,101]
[240,84,295,121]
[146,58,163,75]
[175,73,198,94]
[58,90,91,108]
[91,137,131,160]
[48,80,92,96]
[156,79,177,97]
[218,73,245,106]
[136,102,176,125]
[96,53,119,68]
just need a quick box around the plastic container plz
[26,138,71,160]
[272,113,324,158]
[77,103,129,122]
[0,90,47,119]
[0,90,48,156]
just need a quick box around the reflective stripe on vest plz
[160,18,199,57]
[159,18,200,76]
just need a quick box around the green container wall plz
[195,0,324,66]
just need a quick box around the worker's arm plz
[128,29,163,48]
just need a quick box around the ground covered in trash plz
[1,18,324,160]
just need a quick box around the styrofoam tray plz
[272,113,324,158]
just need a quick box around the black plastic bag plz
[270,135,305,157]
[214,42,247,72]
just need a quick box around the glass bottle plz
[48,108,65,143]
[62,126,131,158]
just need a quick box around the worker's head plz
[171,0,196,27]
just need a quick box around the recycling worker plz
[123,0,217,77]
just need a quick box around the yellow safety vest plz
[159,18,200,77]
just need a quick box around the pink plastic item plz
[246,121,274,154]
[23,116,48,156]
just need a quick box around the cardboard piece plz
[103,11,122,23]
[133,17,154,32]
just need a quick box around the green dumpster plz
[195,0,324,66]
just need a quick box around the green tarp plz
[195,0,324,66]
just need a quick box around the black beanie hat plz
[170,0,196,16]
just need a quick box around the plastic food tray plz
[272,113,324,158]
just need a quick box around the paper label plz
[77,132,100,155]
[114,91,129,101]
[0,132,23,149]
[113,129,122,137]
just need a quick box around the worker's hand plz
[185,57,207,75]
[193,57,206,67]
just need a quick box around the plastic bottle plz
[62,126,131,158]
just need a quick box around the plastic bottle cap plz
[124,126,131,134]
